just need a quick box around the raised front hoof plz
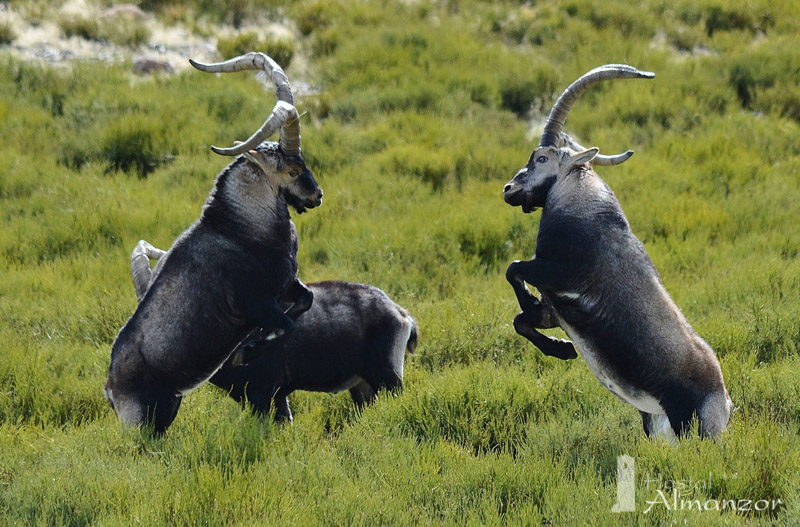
[513,310,544,334]
[540,339,578,360]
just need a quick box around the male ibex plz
[106,52,322,433]
[131,242,417,423]
[503,64,732,439]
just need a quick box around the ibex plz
[106,52,322,433]
[131,242,417,423]
[503,64,732,439]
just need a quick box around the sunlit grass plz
[1,0,799,524]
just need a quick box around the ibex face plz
[503,146,598,213]
[192,52,323,215]
[243,144,322,214]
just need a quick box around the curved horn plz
[130,240,166,302]
[539,64,655,148]
[559,132,634,166]
[189,52,301,157]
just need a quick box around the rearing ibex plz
[106,52,322,433]
[503,64,732,439]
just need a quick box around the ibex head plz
[503,64,654,213]
[191,52,322,214]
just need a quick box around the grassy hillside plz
[1,0,799,525]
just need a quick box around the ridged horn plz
[539,64,655,152]
[130,240,166,302]
[190,52,301,157]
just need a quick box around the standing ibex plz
[106,52,322,433]
[503,64,732,439]
[130,242,417,423]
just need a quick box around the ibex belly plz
[560,320,666,416]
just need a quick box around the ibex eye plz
[289,170,300,178]
[536,155,548,164]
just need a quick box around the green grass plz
[2,0,800,525]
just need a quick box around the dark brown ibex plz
[504,64,732,439]
[106,52,322,433]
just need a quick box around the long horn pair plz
[540,64,655,165]
[189,52,301,157]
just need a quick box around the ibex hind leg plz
[362,368,403,399]
[271,391,293,423]
[639,411,677,443]
[697,390,732,438]
[662,397,703,439]
[349,380,377,408]
[661,385,729,439]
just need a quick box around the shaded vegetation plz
[1,0,799,525]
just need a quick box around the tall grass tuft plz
[0,19,17,45]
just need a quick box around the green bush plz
[57,14,100,40]
[293,0,343,36]
[0,19,17,45]
[216,31,295,67]
[102,19,151,47]
[56,13,150,47]
[705,4,762,35]
[499,68,558,118]
[100,115,163,177]
[379,145,453,190]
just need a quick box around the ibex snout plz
[286,167,323,214]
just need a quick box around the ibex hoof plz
[543,339,578,361]
[513,311,536,334]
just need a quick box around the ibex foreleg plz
[232,277,314,365]
[506,259,577,360]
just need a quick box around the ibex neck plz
[201,159,293,249]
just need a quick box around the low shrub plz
[216,31,295,67]
[57,14,100,40]
[100,114,164,177]
[56,13,150,47]
[0,19,17,45]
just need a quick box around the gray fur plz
[503,65,731,439]
[106,142,322,433]
[128,244,416,424]
[211,281,417,423]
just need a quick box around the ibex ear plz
[243,150,267,175]
[566,147,599,168]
